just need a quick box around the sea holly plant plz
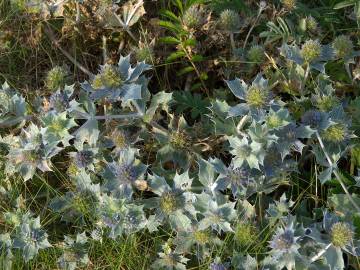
[266,216,304,270]
[68,142,99,171]
[311,77,339,112]
[0,81,28,128]
[208,157,257,198]
[228,135,265,170]
[103,125,140,156]
[274,123,314,159]
[57,232,90,270]
[207,99,240,136]
[265,107,292,130]
[173,224,222,260]
[101,148,147,198]
[144,171,195,231]
[6,123,62,181]
[280,40,334,93]
[50,170,100,224]
[0,233,13,270]
[12,215,52,262]
[225,74,274,120]
[151,242,189,270]
[280,40,334,74]
[332,35,360,80]
[47,84,75,113]
[102,0,145,42]
[194,192,236,233]
[266,193,295,225]
[96,194,147,239]
[305,211,360,268]
[153,115,196,170]
[41,111,77,146]
[81,54,151,103]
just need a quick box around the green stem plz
[75,112,143,120]
[242,5,265,50]
[75,2,80,24]
[310,243,332,262]
[315,131,360,213]
[230,32,236,53]
[301,64,310,93]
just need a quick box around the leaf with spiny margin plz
[144,91,172,123]
[208,100,238,136]
[148,173,171,196]
[41,112,77,146]
[197,158,216,191]
[329,193,360,220]
[0,82,28,128]
[13,216,51,262]
[173,171,192,190]
[225,78,248,99]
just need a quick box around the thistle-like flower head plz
[82,54,151,101]
[113,163,137,184]
[330,222,353,248]
[226,74,272,119]
[234,221,256,247]
[57,232,89,270]
[281,41,333,73]
[74,150,95,168]
[306,16,318,31]
[169,131,189,149]
[271,228,296,251]
[246,86,268,108]
[13,215,52,262]
[322,123,347,143]
[193,230,210,245]
[49,91,69,112]
[265,108,292,130]
[281,0,296,10]
[315,95,338,111]
[333,35,353,59]
[269,219,301,270]
[160,192,180,214]
[219,9,240,32]
[182,5,205,29]
[102,149,146,198]
[228,167,250,186]
[92,65,124,90]
[210,262,227,270]
[45,66,67,91]
[247,45,265,63]
[301,109,328,129]
[228,136,264,170]
[111,129,129,149]
[301,40,322,63]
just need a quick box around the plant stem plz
[44,26,93,76]
[230,32,236,53]
[243,6,264,50]
[301,64,310,93]
[345,63,353,82]
[181,44,209,95]
[310,243,332,262]
[102,36,108,64]
[75,112,142,120]
[75,1,80,24]
[315,131,360,212]
[236,115,249,137]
